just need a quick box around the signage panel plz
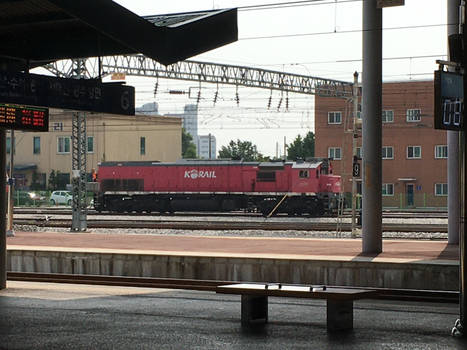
[434,70,464,131]
[0,103,48,132]
[352,162,361,177]
[377,0,404,8]
[0,71,135,115]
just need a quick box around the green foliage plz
[287,131,315,160]
[48,170,57,191]
[218,139,264,161]
[182,128,197,158]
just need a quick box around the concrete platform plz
[1,281,467,349]
[6,231,459,290]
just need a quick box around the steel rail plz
[7,272,458,304]
[14,208,448,219]
[12,218,448,233]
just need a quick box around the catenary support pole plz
[7,129,14,237]
[351,71,359,238]
[362,0,382,253]
[0,129,7,289]
[448,0,461,245]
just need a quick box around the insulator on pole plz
[277,97,283,111]
[285,92,289,111]
[235,86,240,106]
[153,81,158,97]
[197,89,201,104]
[213,90,219,105]
[267,91,272,109]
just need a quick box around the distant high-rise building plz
[165,104,198,139]
[136,102,159,115]
[166,104,199,154]
[197,134,216,159]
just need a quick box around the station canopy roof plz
[0,0,237,68]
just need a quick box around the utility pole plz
[283,136,287,161]
[208,133,212,159]
[6,129,14,237]
[351,72,360,238]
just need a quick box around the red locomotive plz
[94,158,342,216]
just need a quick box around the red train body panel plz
[95,159,342,216]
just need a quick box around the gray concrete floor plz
[1,282,467,350]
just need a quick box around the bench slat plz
[217,283,377,300]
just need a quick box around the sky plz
[110,0,448,157]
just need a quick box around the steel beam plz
[44,55,354,98]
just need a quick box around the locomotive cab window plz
[257,171,276,182]
[299,170,309,178]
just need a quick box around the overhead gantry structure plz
[43,55,354,98]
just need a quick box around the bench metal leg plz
[327,300,353,331]
[241,295,268,326]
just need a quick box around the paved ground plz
[1,281,467,350]
[7,231,458,262]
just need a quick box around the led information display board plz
[434,70,464,131]
[0,103,48,132]
[0,70,135,115]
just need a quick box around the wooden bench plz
[216,283,376,331]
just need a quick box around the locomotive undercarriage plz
[95,192,338,217]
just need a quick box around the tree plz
[218,139,264,161]
[287,131,315,160]
[182,128,197,158]
[48,170,57,191]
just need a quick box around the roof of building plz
[0,0,237,68]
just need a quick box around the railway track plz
[14,207,448,219]
[7,272,458,303]
[13,217,448,232]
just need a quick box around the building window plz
[6,136,14,154]
[87,136,94,153]
[382,110,394,123]
[53,122,63,131]
[435,183,448,196]
[407,146,421,159]
[57,136,71,154]
[382,183,394,196]
[328,147,342,160]
[140,137,146,155]
[356,147,362,159]
[435,145,448,159]
[33,136,40,154]
[257,171,276,182]
[328,111,342,124]
[382,146,394,159]
[406,109,421,122]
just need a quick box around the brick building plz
[315,80,448,208]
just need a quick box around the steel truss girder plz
[70,58,88,232]
[44,55,353,98]
[71,111,87,231]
